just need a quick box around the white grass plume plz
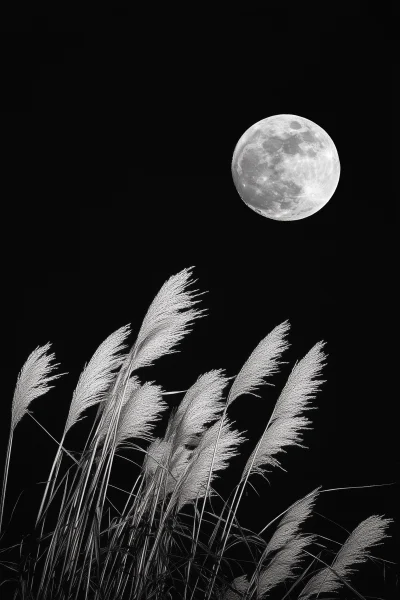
[242,342,326,480]
[98,374,141,439]
[227,320,290,407]
[64,324,131,434]
[3,343,62,534]
[176,417,246,512]
[223,574,250,599]
[141,435,194,504]
[11,343,63,431]
[165,445,193,496]
[143,437,173,479]
[115,381,167,445]
[257,534,315,598]
[299,515,393,599]
[159,369,228,502]
[130,267,205,371]
[265,488,320,556]
[143,442,193,500]
[170,369,228,450]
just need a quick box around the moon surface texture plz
[232,114,340,221]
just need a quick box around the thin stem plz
[0,429,14,537]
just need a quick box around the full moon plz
[231,114,340,221]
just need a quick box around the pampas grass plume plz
[64,324,131,434]
[129,266,205,371]
[170,369,228,450]
[115,381,167,445]
[257,534,315,597]
[11,342,63,431]
[242,341,326,480]
[223,574,249,600]
[299,515,393,598]
[176,417,246,511]
[227,320,290,406]
[265,488,320,556]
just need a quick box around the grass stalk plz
[0,430,14,537]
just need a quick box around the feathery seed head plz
[130,267,206,371]
[115,381,167,446]
[97,374,141,442]
[64,324,131,434]
[164,445,193,496]
[299,515,393,598]
[175,417,246,511]
[143,437,173,480]
[265,488,320,556]
[271,341,326,423]
[242,341,326,480]
[227,320,290,407]
[223,574,249,600]
[171,369,228,450]
[12,343,63,431]
[258,534,315,598]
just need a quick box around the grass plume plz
[1,343,63,536]
[242,342,326,480]
[128,266,205,371]
[11,342,63,431]
[227,320,290,406]
[64,324,131,434]
[299,515,393,599]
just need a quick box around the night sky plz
[1,7,397,598]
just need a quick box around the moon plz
[231,114,340,221]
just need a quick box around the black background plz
[1,6,397,598]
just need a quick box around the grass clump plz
[0,267,393,599]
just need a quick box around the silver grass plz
[265,488,320,556]
[242,342,326,479]
[1,343,62,534]
[64,324,131,434]
[143,437,173,479]
[141,436,191,504]
[227,320,290,407]
[11,342,63,431]
[130,267,205,371]
[299,515,393,599]
[134,369,227,494]
[98,374,141,439]
[125,374,142,398]
[171,369,228,449]
[257,534,315,598]
[115,381,167,445]
[164,445,193,496]
[176,418,246,511]
[3,270,394,600]
[223,574,250,600]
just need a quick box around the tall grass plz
[0,267,393,599]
